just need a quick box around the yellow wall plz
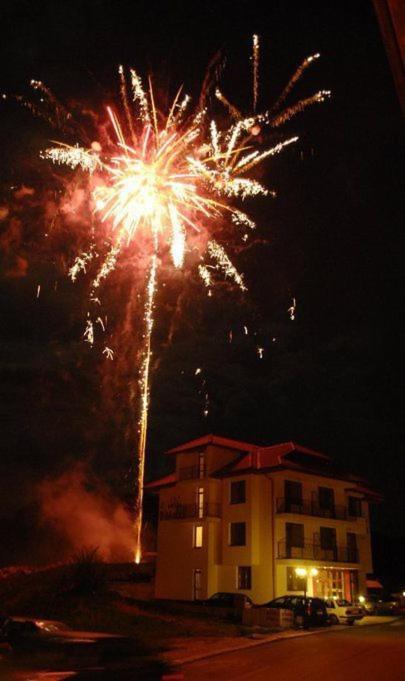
[154,446,373,604]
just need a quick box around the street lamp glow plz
[359,595,365,603]
[295,567,307,577]
[294,567,318,577]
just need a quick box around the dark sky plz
[0,1,403,581]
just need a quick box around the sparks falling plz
[11,35,329,563]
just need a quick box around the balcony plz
[160,501,221,520]
[276,497,361,521]
[277,540,359,563]
[178,464,205,481]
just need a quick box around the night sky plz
[0,1,403,585]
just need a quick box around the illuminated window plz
[194,525,203,548]
[230,480,246,504]
[230,522,246,546]
[238,566,252,589]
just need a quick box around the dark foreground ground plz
[184,618,405,681]
[1,618,404,680]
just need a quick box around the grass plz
[0,563,243,652]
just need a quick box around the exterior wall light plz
[294,567,318,598]
[295,567,307,578]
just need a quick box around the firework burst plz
[6,35,329,562]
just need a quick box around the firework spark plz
[9,36,329,563]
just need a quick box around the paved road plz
[183,619,405,681]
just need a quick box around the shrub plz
[67,546,107,595]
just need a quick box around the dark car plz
[202,592,253,609]
[259,595,329,628]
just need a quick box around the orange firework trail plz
[8,36,329,562]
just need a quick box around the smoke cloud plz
[38,464,134,562]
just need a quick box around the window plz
[320,527,337,550]
[347,532,357,562]
[348,496,362,517]
[318,487,334,510]
[286,566,307,592]
[271,597,287,608]
[193,569,202,600]
[286,522,304,547]
[285,480,302,503]
[198,452,205,479]
[230,522,246,546]
[196,487,204,519]
[238,566,252,590]
[194,525,203,548]
[230,480,246,504]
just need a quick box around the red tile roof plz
[211,441,332,477]
[165,433,258,455]
[256,441,331,465]
[144,473,176,490]
[345,484,383,502]
[145,437,381,501]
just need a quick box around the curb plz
[172,617,402,666]
[171,627,328,666]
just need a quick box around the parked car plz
[202,592,253,609]
[360,595,400,615]
[325,598,363,625]
[259,596,329,628]
[375,597,400,615]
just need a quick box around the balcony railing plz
[160,501,221,520]
[276,498,362,520]
[178,464,205,481]
[277,540,359,563]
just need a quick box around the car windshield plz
[335,599,351,606]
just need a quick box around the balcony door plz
[318,487,335,517]
[347,532,358,562]
[285,480,302,512]
[286,522,304,558]
[319,527,337,561]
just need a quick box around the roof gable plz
[165,433,258,455]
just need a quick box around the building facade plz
[147,435,380,604]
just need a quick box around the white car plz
[325,598,364,625]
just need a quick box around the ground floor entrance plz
[312,567,359,601]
